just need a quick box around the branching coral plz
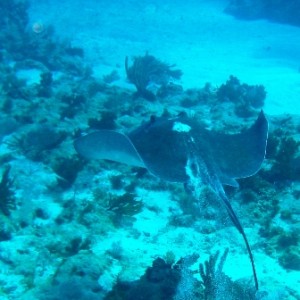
[174,253,200,300]
[199,249,229,299]
[199,249,256,300]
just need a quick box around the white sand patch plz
[16,69,42,85]
[133,188,178,234]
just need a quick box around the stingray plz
[74,111,268,291]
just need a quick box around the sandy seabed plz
[29,0,300,116]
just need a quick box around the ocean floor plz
[0,0,299,299]
[28,0,300,116]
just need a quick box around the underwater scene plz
[0,0,300,299]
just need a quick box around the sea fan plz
[125,53,182,100]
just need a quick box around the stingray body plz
[74,111,268,291]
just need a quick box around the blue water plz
[0,0,299,299]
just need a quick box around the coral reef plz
[105,257,181,300]
[199,250,256,300]
[8,125,67,161]
[106,192,144,227]
[217,75,266,117]
[174,253,200,300]
[279,246,300,271]
[262,132,300,183]
[39,253,104,300]
[125,53,182,100]
[52,156,85,189]
[0,0,89,75]
[105,251,260,300]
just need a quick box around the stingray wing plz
[74,131,145,168]
[209,111,268,180]
[74,118,190,182]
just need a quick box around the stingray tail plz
[219,192,259,291]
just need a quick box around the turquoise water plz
[0,0,299,299]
